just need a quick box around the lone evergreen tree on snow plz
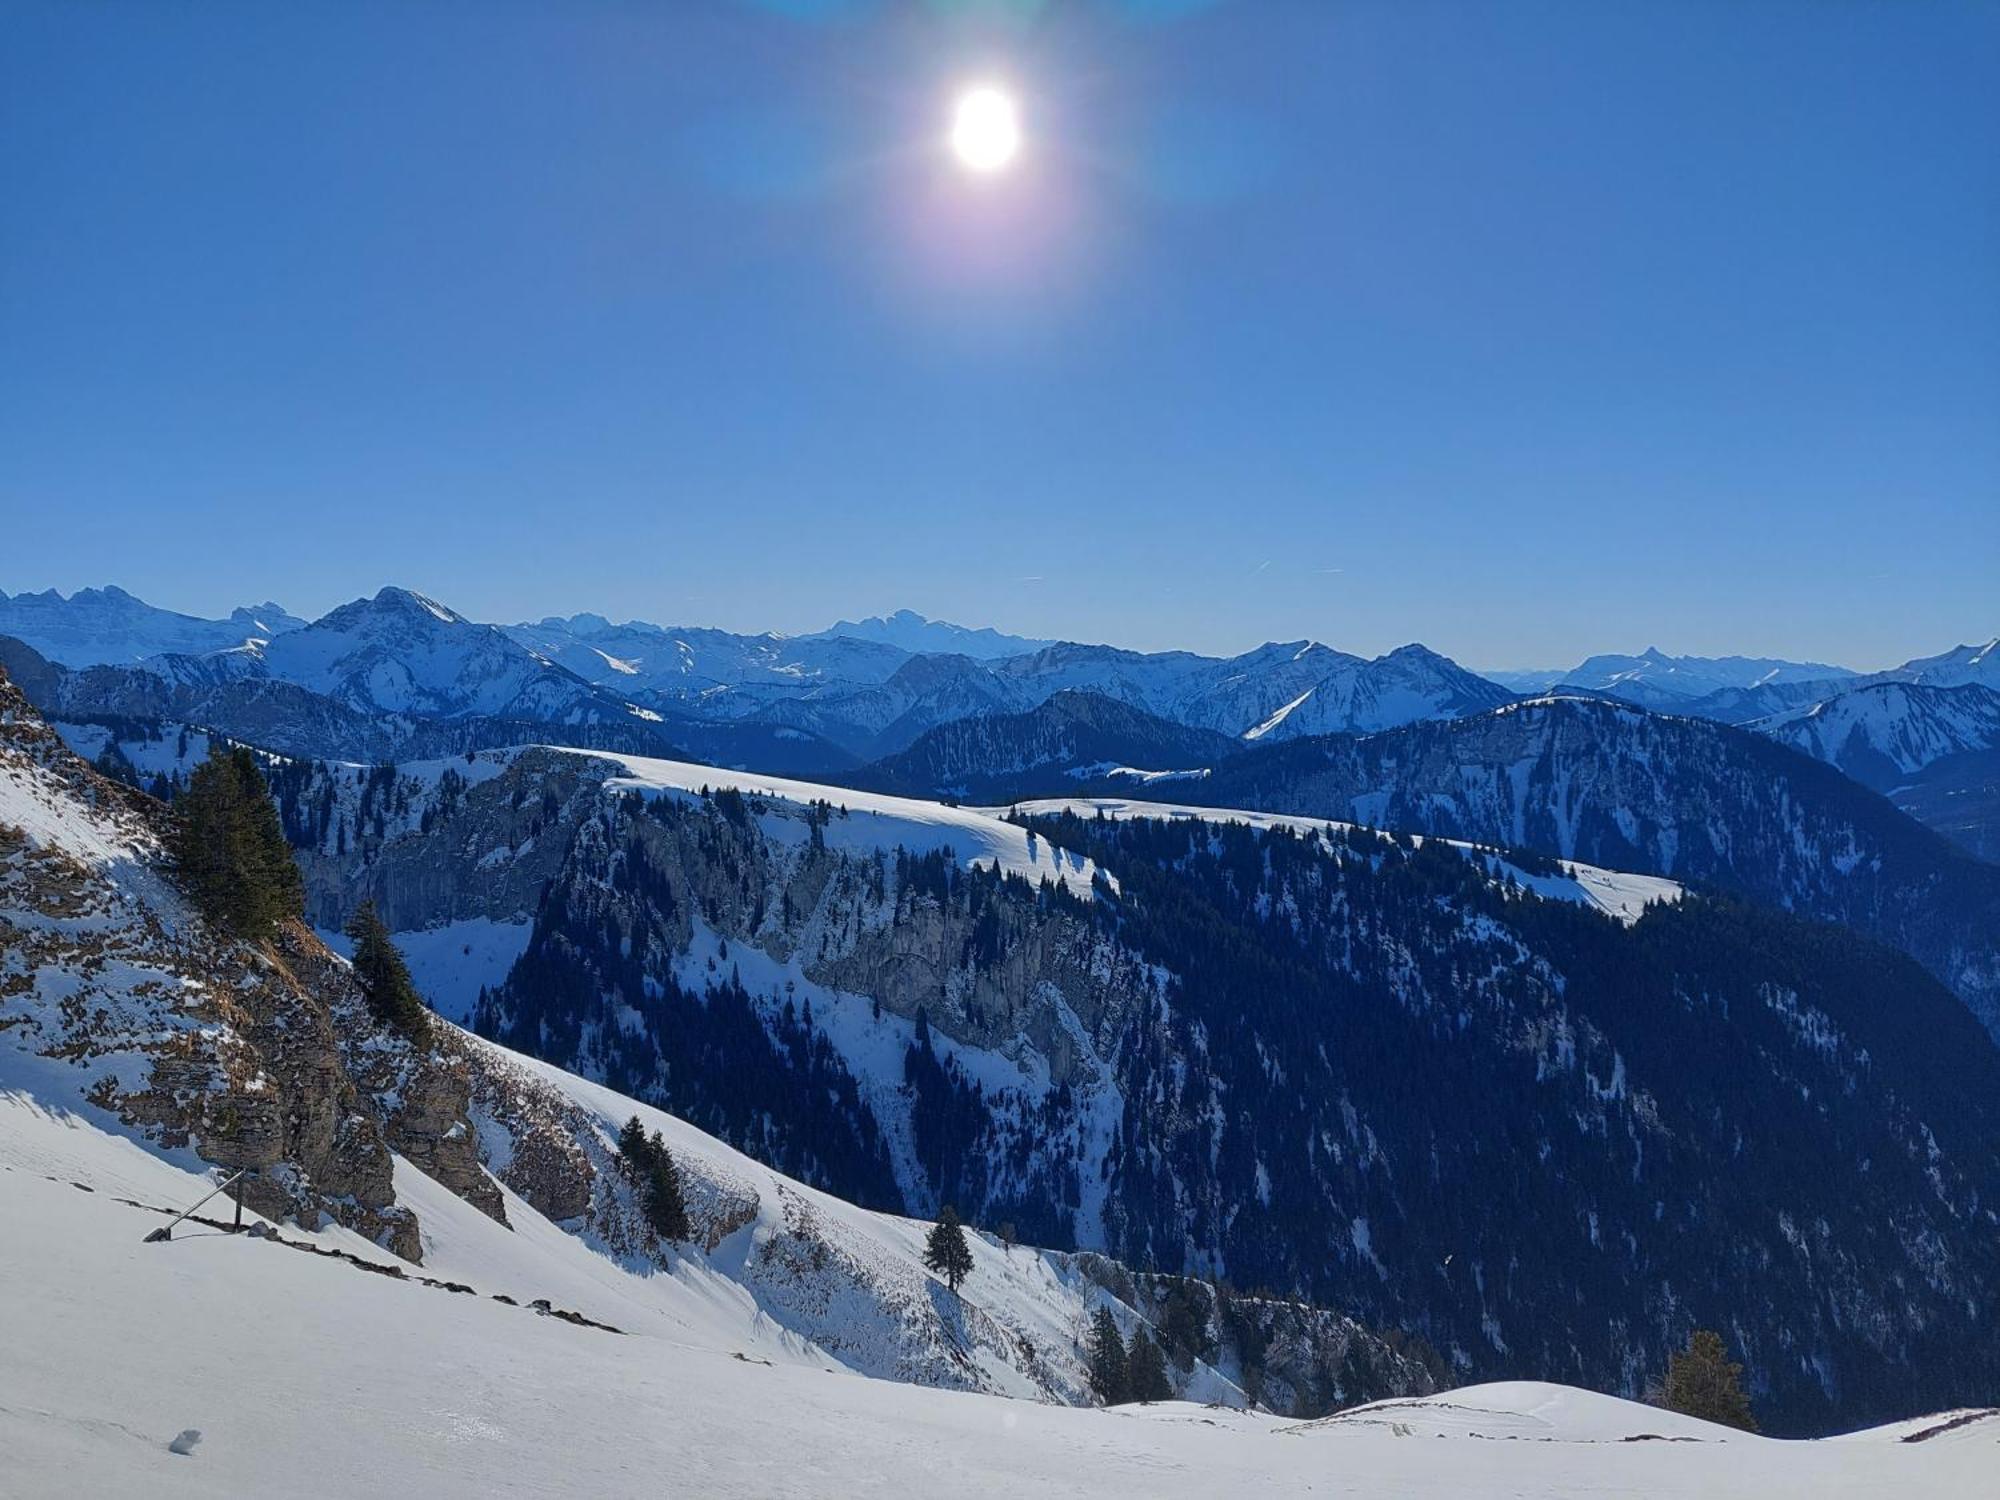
[1086,1307,1129,1406]
[1659,1328,1759,1433]
[640,1129,690,1243]
[1126,1327,1173,1403]
[924,1204,974,1293]
[345,899,433,1043]
[169,744,303,939]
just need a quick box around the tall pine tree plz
[345,899,433,1043]
[1126,1327,1173,1403]
[642,1129,690,1243]
[1086,1307,1129,1405]
[924,1204,975,1293]
[1659,1329,1759,1432]
[616,1116,690,1244]
[169,744,303,939]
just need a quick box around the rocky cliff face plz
[273,753,1158,1236]
[0,665,510,1258]
[472,782,1153,1244]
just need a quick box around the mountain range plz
[0,584,305,665]
[0,586,1522,762]
[7,582,2000,1446]
[5,580,1995,859]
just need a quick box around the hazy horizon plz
[2,573,1985,677]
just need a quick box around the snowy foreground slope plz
[5,1097,1994,1499]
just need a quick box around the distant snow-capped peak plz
[811,609,1056,661]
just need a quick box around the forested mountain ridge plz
[262,742,2000,1434]
[858,690,1239,800]
[1065,696,2000,1039]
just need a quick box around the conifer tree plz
[1086,1307,1129,1405]
[642,1129,690,1243]
[169,744,304,939]
[615,1117,690,1244]
[924,1204,975,1293]
[1126,1327,1173,1403]
[617,1114,649,1164]
[344,899,432,1043]
[1659,1328,1759,1433]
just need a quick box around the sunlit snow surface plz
[3,1089,1991,1500]
[1003,796,1683,925]
[563,748,1112,897]
[551,750,1672,922]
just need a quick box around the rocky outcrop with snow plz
[0,665,445,1254]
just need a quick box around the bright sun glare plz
[950,86,1021,175]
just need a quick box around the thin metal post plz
[142,1169,247,1243]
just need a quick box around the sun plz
[950,86,1021,175]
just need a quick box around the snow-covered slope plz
[0,584,305,666]
[989,639,1512,742]
[1005,795,1683,924]
[1753,682,2000,785]
[246,587,653,724]
[25,588,684,760]
[504,614,915,697]
[1236,644,1518,740]
[2,1128,1990,1497]
[250,711,2000,1431]
[1171,693,2000,1037]
[566,747,1112,898]
[1535,639,1996,725]
[1891,637,2000,690]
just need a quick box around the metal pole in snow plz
[142,1169,247,1243]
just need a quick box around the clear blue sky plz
[2,0,1994,670]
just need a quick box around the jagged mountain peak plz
[0,584,308,667]
[1894,636,2000,687]
[321,585,469,628]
